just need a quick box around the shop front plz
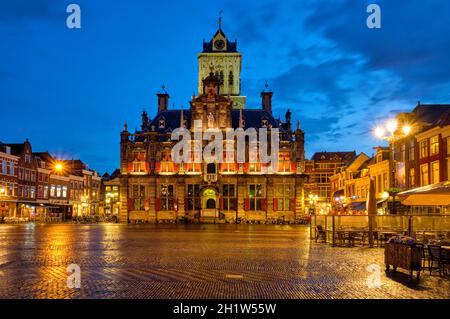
[398,181,450,215]
[0,200,16,220]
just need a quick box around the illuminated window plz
[62,186,67,198]
[409,139,415,161]
[222,184,236,210]
[400,143,406,162]
[50,185,55,197]
[447,158,450,181]
[248,184,264,211]
[409,168,415,188]
[275,184,293,211]
[430,136,439,155]
[419,140,428,158]
[186,184,200,210]
[158,119,165,128]
[131,185,145,211]
[430,161,440,184]
[220,148,236,173]
[185,146,202,173]
[420,164,429,186]
[447,137,450,155]
[278,152,291,173]
[160,184,174,210]
[160,151,175,173]
[132,151,146,173]
[56,185,62,198]
[9,183,14,196]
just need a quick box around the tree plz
[386,187,402,214]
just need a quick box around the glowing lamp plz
[386,120,398,134]
[402,125,411,135]
[374,127,385,139]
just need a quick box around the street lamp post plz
[373,119,412,214]
[46,161,65,222]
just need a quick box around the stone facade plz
[119,22,306,224]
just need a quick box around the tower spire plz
[219,10,223,29]
[180,105,185,128]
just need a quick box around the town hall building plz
[118,20,306,223]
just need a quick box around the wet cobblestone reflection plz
[0,224,448,299]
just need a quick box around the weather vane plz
[219,10,223,28]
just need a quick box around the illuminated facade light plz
[374,126,385,139]
[386,119,398,134]
[402,125,411,135]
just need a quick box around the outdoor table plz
[377,231,404,246]
[335,230,369,247]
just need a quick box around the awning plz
[17,202,61,208]
[398,181,450,206]
[349,201,366,211]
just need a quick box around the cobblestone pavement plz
[0,224,448,299]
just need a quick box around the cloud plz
[304,0,450,101]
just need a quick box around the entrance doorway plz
[206,198,216,209]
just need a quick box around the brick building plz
[390,103,450,190]
[304,151,356,214]
[0,142,18,218]
[0,140,101,221]
[118,21,306,223]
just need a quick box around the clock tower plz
[198,18,246,109]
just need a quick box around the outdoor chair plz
[428,245,444,276]
[415,243,428,269]
[337,231,354,247]
[353,231,367,246]
[442,249,450,276]
[315,225,326,243]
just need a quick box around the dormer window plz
[158,119,165,128]
[261,119,269,128]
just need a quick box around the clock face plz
[214,39,225,50]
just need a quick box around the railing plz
[310,214,450,245]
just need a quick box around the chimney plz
[157,85,169,112]
[261,81,273,113]
[141,110,148,130]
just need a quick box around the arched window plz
[229,71,234,86]
[219,71,224,85]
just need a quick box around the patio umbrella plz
[366,177,377,248]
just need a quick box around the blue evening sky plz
[1,0,450,173]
